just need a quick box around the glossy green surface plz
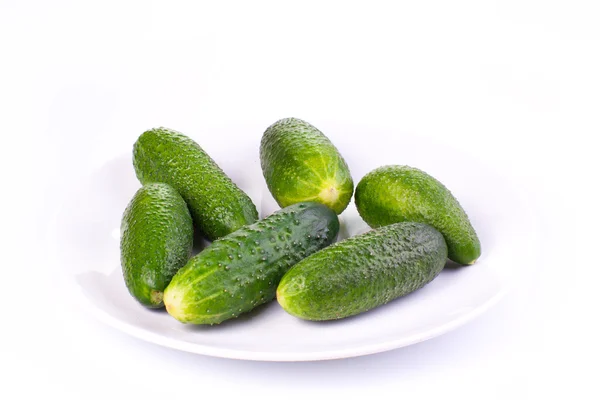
[120,183,194,308]
[260,118,353,214]
[163,202,339,325]
[133,127,258,240]
[355,165,481,265]
[277,222,447,321]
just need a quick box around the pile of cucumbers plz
[120,118,481,324]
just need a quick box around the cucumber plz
[163,202,339,324]
[120,183,194,308]
[133,127,258,240]
[355,165,481,265]
[260,117,354,214]
[277,222,447,321]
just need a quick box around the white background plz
[2,1,599,398]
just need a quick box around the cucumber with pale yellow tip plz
[163,202,339,325]
[260,118,354,214]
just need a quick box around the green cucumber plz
[355,165,481,265]
[277,222,447,321]
[120,183,194,308]
[133,127,258,240]
[163,202,339,324]
[260,117,354,214]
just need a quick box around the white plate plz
[53,129,537,361]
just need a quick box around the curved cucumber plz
[355,165,481,265]
[133,127,258,240]
[277,222,447,321]
[163,202,339,324]
[260,118,354,214]
[120,183,194,308]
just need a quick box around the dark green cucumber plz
[120,183,194,308]
[355,165,481,265]
[163,202,339,324]
[260,118,354,214]
[277,222,447,321]
[133,127,258,240]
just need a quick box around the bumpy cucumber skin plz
[277,222,447,321]
[163,202,339,324]
[260,118,354,214]
[120,183,194,308]
[133,127,258,240]
[355,165,481,265]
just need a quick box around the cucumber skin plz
[120,183,194,308]
[163,202,339,325]
[277,222,447,321]
[355,165,481,265]
[133,127,258,240]
[260,118,354,214]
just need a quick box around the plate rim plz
[58,266,511,361]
